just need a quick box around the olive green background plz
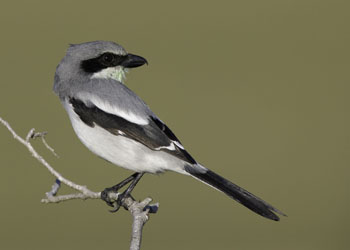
[0,1,349,249]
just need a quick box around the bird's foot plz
[111,192,131,212]
[101,187,131,213]
[101,187,119,208]
[100,173,143,212]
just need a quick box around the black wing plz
[70,98,196,164]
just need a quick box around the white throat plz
[91,66,128,83]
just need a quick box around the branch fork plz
[0,116,158,250]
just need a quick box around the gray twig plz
[31,131,59,158]
[0,116,158,250]
[126,197,155,250]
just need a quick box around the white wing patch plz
[76,92,149,125]
[118,130,126,135]
[154,140,185,151]
[173,140,185,150]
[155,142,176,151]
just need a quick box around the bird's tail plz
[184,164,285,221]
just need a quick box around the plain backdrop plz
[0,1,349,249]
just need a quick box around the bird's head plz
[55,41,148,84]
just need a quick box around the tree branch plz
[0,116,158,250]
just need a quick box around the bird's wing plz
[69,97,197,164]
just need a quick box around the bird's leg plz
[111,172,144,213]
[101,173,139,208]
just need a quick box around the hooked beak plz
[121,54,148,68]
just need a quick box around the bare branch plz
[0,116,159,250]
[127,197,153,250]
[0,117,95,195]
[42,192,101,203]
[31,131,59,158]
[26,128,35,142]
[45,179,61,197]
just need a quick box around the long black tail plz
[184,165,285,221]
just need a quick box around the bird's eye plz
[101,53,115,65]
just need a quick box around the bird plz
[53,41,285,221]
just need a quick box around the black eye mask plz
[81,53,147,73]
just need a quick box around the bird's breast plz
[63,100,186,174]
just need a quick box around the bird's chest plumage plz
[64,101,185,174]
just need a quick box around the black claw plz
[100,173,144,212]
[117,192,127,206]
[101,187,128,212]
[109,203,121,213]
[101,188,116,208]
[108,192,126,212]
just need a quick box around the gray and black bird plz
[53,41,285,221]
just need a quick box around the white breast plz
[64,100,187,175]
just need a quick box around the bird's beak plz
[121,54,148,68]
